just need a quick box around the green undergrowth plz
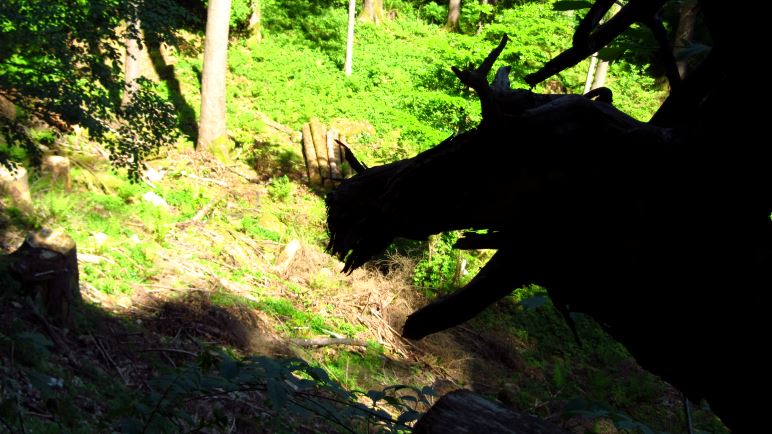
[167,0,664,167]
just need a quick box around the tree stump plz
[413,390,570,434]
[9,228,81,325]
[0,164,33,213]
[41,155,72,190]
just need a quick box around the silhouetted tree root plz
[327,23,770,432]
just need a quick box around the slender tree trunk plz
[585,3,620,92]
[446,0,461,32]
[345,0,356,76]
[122,18,142,108]
[248,0,262,43]
[591,57,609,89]
[359,0,384,23]
[476,0,491,35]
[197,0,232,151]
[583,53,599,94]
[675,0,698,78]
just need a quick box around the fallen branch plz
[183,171,228,187]
[137,348,198,357]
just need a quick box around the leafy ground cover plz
[1,1,726,432]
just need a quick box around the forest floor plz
[0,115,730,433]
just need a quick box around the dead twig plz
[89,331,129,385]
[138,348,198,357]
[177,197,222,228]
[183,171,228,187]
[290,338,368,348]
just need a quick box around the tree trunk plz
[414,390,571,434]
[445,0,461,32]
[9,229,81,325]
[344,0,356,76]
[310,118,332,188]
[675,0,698,78]
[477,0,491,35]
[359,0,384,24]
[582,54,599,94]
[248,0,262,43]
[301,123,322,185]
[591,56,609,89]
[197,0,232,152]
[122,18,142,108]
[586,3,619,92]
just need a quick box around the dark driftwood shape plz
[327,1,770,431]
[412,390,570,434]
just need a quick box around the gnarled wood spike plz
[583,86,612,104]
[573,0,616,48]
[526,0,668,87]
[334,139,368,174]
[642,12,682,91]
[491,66,512,93]
[451,35,508,120]
[403,248,520,340]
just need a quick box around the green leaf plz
[553,1,593,11]
[598,47,626,61]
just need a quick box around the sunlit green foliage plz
[0,0,189,176]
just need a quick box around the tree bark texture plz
[359,0,384,24]
[122,18,142,108]
[9,229,81,325]
[248,0,262,43]
[301,121,349,188]
[446,0,461,32]
[197,0,232,151]
[301,123,322,185]
[674,0,698,78]
[345,0,356,75]
[414,390,571,434]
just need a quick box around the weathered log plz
[301,123,322,185]
[9,228,81,325]
[327,128,342,181]
[309,118,331,188]
[413,390,570,434]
